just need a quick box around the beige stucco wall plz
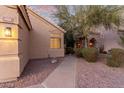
[27,9,64,59]
[0,6,64,82]
[18,11,30,74]
[103,30,124,51]
[0,6,30,82]
[0,6,20,82]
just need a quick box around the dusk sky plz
[27,5,77,25]
[28,5,58,24]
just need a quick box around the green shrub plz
[74,48,83,57]
[82,48,98,62]
[120,36,124,44]
[65,47,74,54]
[107,48,124,67]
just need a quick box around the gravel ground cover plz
[0,58,63,88]
[76,56,124,88]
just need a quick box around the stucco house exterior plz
[87,26,124,52]
[0,5,65,82]
[75,25,124,53]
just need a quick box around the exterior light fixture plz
[4,27,12,37]
[89,42,93,46]
[89,42,93,47]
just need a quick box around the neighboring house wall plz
[88,33,103,48]
[0,6,20,82]
[89,25,124,51]
[27,9,64,59]
[103,30,124,51]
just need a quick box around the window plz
[50,33,61,49]
[50,38,61,48]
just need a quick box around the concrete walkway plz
[28,84,45,88]
[28,55,77,88]
[42,55,77,88]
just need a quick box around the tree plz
[54,5,124,48]
[55,6,76,48]
[74,5,124,47]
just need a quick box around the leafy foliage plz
[81,48,98,62]
[107,48,124,67]
[55,6,76,48]
[74,6,123,36]
[74,48,83,57]
[65,47,74,54]
[54,5,124,48]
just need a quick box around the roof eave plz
[27,8,66,33]
[18,5,32,30]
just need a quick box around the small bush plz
[65,47,74,54]
[107,48,124,67]
[120,36,124,44]
[82,48,98,62]
[74,48,83,57]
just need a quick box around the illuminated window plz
[50,38,61,48]
[50,33,61,49]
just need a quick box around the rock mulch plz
[76,56,124,88]
[0,58,63,88]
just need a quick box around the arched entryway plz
[75,37,85,48]
[89,38,96,47]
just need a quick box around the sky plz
[28,5,77,25]
[28,5,59,24]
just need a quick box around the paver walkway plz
[28,55,77,88]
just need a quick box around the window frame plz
[50,33,61,49]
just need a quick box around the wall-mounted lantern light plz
[89,42,93,47]
[4,27,12,37]
[89,42,93,46]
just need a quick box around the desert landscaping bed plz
[76,55,124,88]
[0,58,63,88]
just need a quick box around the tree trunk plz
[84,36,88,48]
